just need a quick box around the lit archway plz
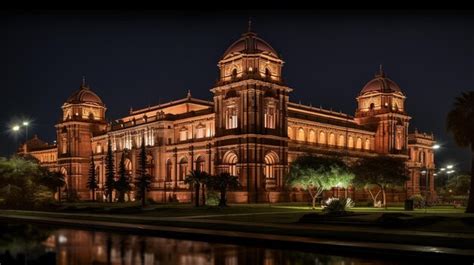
[264,151,279,179]
[309,130,316,143]
[178,157,188,181]
[329,133,336,146]
[222,151,238,176]
[297,128,305,141]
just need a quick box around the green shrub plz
[206,191,220,206]
[410,194,425,208]
[322,197,354,214]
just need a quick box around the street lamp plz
[22,121,29,141]
[447,165,454,169]
[432,144,440,150]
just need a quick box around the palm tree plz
[447,91,474,213]
[185,170,209,207]
[208,172,240,207]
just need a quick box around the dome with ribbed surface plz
[223,31,279,59]
[360,66,403,96]
[66,82,104,105]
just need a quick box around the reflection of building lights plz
[58,235,67,244]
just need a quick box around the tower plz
[355,66,411,155]
[55,78,107,199]
[211,25,292,202]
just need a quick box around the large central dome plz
[222,31,279,59]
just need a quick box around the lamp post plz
[22,121,29,142]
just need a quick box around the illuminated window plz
[178,157,188,181]
[288,127,293,139]
[309,130,316,143]
[196,125,206,139]
[265,68,271,79]
[264,152,279,179]
[264,106,275,129]
[356,137,362,149]
[348,136,354,148]
[179,128,188,141]
[329,133,336,146]
[223,151,238,176]
[297,128,305,141]
[337,135,345,147]
[61,138,67,154]
[364,139,370,150]
[225,107,238,129]
[96,144,102,154]
[231,68,237,80]
[318,131,326,144]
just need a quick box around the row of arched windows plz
[289,127,371,150]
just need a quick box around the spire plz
[187,90,192,99]
[376,64,385,77]
[80,75,89,89]
[248,17,252,32]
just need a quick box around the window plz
[195,156,205,172]
[318,131,326,144]
[264,152,279,179]
[364,139,370,150]
[96,144,102,154]
[61,138,67,154]
[369,103,375,110]
[264,107,275,129]
[297,128,305,141]
[166,160,172,182]
[265,68,271,79]
[348,136,354,148]
[225,107,238,129]
[356,137,362,149]
[309,130,316,143]
[337,135,345,147]
[179,128,188,141]
[231,68,237,80]
[329,133,336,146]
[196,125,206,139]
[288,127,293,139]
[223,151,238,176]
[179,157,188,181]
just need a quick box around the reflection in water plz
[0,223,406,265]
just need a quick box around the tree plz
[87,151,98,201]
[286,155,354,209]
[208,172,240,207]
[39,168,65,202]
[447,91,474,213]
[184,170,210,207]
[135,136,151,207]
[105,139,115,203]
[446,174,471,196]
[352,156,409,207]
[116,153,131,202]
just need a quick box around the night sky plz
[1,10,472,171]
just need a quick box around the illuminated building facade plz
[21,28,436,203]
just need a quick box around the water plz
[0,223,414,265]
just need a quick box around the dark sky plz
[1,10,472,171]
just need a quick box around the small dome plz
[66,82,104,105]
[223,31,279,59]
[360,66,403,96]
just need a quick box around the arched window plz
[297,128,305,141]
[195,156,205,172]
[60,167,68,190]
[348,136,354,148]
[309,130,316,143]
[356,137,362,149]
[288,127,293,139]
[318,131,326,145]
[369,103,375,110]
[364,138,370,150]
[264,106,275,129]
[337,135,345,147]
[178,157,188,181]
[96,144,102,154]
[222,151,238,176]
[329,133,336,146]
[166,159,172,182]
[264,151,279,179]
[225,107,238,129]
[265,68,271,79]
[231,68,237,80]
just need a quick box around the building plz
[21,27,436,203]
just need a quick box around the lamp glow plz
[432,144,440,149]
[22,121,29,126]
[12,125,20,131]
[447,165,453,169]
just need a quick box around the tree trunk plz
[312,194,317,209]
[118,192,124,203]
[201,184,206,206]
[219,189,227,207]
[367,188,381,207]
[466,147,474,213]
[382,187,387,208]
[195,183,200,207]
[141,189,146,207]
[92,188,95,202]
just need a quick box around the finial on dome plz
[248,17,252,32]
[187,90,192,99]
[376,64,385,77]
